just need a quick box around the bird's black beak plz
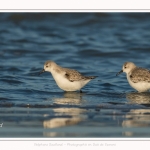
[116,70,123,76]
[39,69,45,75]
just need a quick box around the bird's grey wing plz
[63,68,84,82]
[63,68,97,82]
[130,67,150,83]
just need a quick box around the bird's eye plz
[46,66,48,68]
[124,66,127,69]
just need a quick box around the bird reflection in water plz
[126,92,150,104]
[43,92,87,133]
[53,91,86,105]
[122,109,150,136]
[121,92,150,136]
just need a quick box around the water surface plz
[0,13,150,137]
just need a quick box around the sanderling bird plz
[116,62,150,92]
[39,60,97,92]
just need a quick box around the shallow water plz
[0,13,150,137]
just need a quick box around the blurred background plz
[0,13,150,137]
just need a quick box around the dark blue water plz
[0,13,150,137]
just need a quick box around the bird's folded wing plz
[64,69,84,82]
[130,67,150,83]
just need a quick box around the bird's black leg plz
[80,90,82,93]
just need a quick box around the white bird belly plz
[52,73,90,91]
